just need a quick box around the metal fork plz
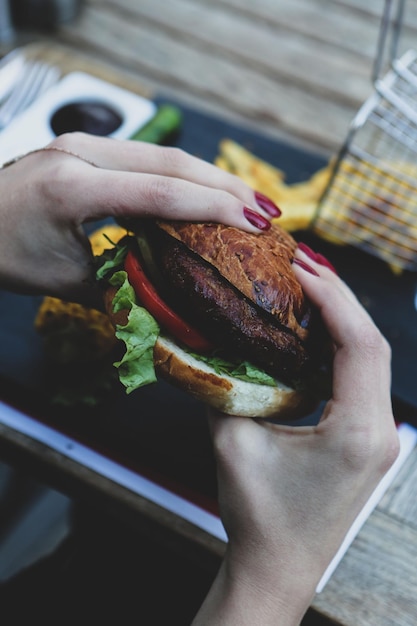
[0,59,60,129]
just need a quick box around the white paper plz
[316,422,417,592]
[0,399,227,542]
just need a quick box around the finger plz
[293,249,382,347]
[292,255,392,421]
[50,134,280,220]
[295,245,358,304]
[75,168,273,233]
[207,409,269,473]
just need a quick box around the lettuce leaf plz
[110,270,136,312]
[191,353,277,387]
[95,242,128,281]
[107,267,279,394]
[110,271,160,393]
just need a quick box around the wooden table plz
[1,2,417,624]
[5,0,417,156]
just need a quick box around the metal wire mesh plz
[313,1,417,272]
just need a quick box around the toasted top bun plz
[157,220,309,342]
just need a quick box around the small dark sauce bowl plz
[50,100,123,136]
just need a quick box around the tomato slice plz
[125,249,213,353]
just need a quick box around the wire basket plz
[313,0,417,273]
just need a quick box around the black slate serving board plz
[1,101,416,504]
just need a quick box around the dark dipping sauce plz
[50,100,123,136]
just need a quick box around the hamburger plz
[96,220,330,419]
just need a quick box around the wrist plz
[192,546,318,625]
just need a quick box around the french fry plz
[216,139,331,232]
[218,139,285,183]
[89,223,127,255]
[34,223,128,364]
[276,203,318,232]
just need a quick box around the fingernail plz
[254,191,281,217]
[315,253,337,274]
[298,242,337,274]
[297,242,318,261]
[243,207,271,230]
[292,258,320,276]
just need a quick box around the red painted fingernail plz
[315,253,337,274]
[297,242,318,261]
[292,258,320,276]
[254,191,281,217]
[298,242,338,274]
[243,207,271,230]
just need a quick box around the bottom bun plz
[154,335,314,420]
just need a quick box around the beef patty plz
[148,228,314,386]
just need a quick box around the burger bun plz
[153,334,314,420]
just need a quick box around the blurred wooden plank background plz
[46,0,417,155]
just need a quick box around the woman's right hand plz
[195,245,399,626]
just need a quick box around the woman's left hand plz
[0,132,277,304]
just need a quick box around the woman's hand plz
[195,247,399,626]
[0,132,278,303]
